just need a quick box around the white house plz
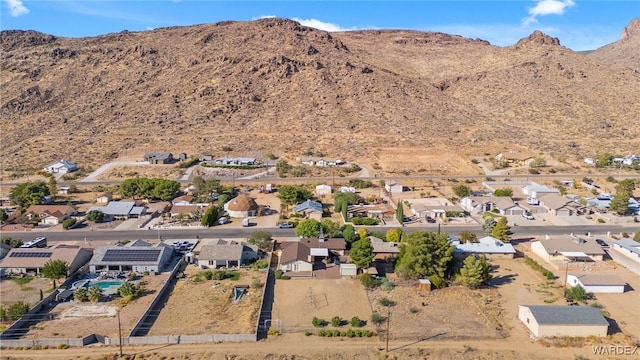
[566,274,626,293]
[89,239,173,274]
[584,158,595,166]
[385,181,403,194]
[518,305,609,337]
[531,236,605,263]
[278,242,314,273]
[43,159,77,174]
[452,236,516,259]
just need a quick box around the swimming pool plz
[72,279,125,290]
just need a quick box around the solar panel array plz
[102,249,161,262]
[10,252,53,258]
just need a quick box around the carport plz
[339,263,357,276]
[560,251,593,262]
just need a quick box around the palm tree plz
[87,285,103,302]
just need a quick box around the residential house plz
[566,274,626,293]
[293,200,323,219]
[315,184,332,196]
[452,236,516,259]
[24,204,76,225]
[538,194,585,216]
[370,236,400,260]
[518,305,609,337]
[88,201,146,220]
[198,154,213,162]
[0,244,93,276]
[610,239,640,265]
[96,192,113,204]
[89,239,173,274]
[522,185,560,199]
[144,152,174,164]
[43,159,77,174]
[57,186,70,195]
[385,181,403,194]
[224,194,259,218]
[299,237,346,256]
[584,158,595,166]
[298,157,344,167]
[348,203,395,220]
[494,151,535,166]
[460,197,497,214]
[172,195,195,206]
[198,239,258,268]
[214,157,256,166]
[278,242,314,274]
[411,204,465,220]
[169,205,207,219]
[531,236,605,263]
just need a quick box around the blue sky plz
[1,1,638,51]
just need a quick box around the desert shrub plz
[191,274,203,283]
[331,316,343,327]
[350,316,364,327]
[378,297,396,307]
[317,330,327,337]
[379,277,394,291]
[621,232,629,238]
[525,256,555,279]
[370,312,386,326]
[332,330,341,337]
[304,330,312,336]
[275,270,283,279]
[312,317,327,327]
[62,218,76,230]
[597,218,605,224]
[201,270,213,280]
[409,307,419,314]
[57,343,69,349]
[142,270,150,276]
[267,328,279,336]
[250,259,269,270]
[359,273,381,289]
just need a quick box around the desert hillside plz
[1,18,639,174]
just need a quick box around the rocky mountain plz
[589,18,640,72]
[1,18,639,174]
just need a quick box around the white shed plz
[385,181,403,194]
[566,274,626,293]
[340,263,357,276]
[315,184,332,196]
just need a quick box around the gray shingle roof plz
[525,305,609,325]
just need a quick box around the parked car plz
[522,212,534,220]
[595,239,608,247]
[218,217,228,225]
[278,222,294,229]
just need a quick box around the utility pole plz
[117,308,123,358]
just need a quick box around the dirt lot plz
[369,145,484,176]
[368,284,506,341]
[147,266,265,335]
[96,165,183,181]
[20,273,169,339]
[273,278,373,332]
[0,276,54,309]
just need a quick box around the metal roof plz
[523,305,609,326]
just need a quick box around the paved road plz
[0,224,628,242]
[2,173,640,187]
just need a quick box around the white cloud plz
[253,15,276,20]
[4,0,29,17]
[523,0,576,26]
[290,18,351,32]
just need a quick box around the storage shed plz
[418,279,432,292]
[566,274,626,293]
[518,305,609,337]
[339,263,357,276]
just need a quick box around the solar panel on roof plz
[102,249,161,262]
[9,252,53,258]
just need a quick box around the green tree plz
[192,176,222,199]
[151,179,181,201]
[118,281,141,298]
[275,159,292,177]
[47,176,58,197]
[395,231,455,280]
[87,285,103,302]
[0,209,7,224]
[294,218,321,237]
[321,219,340,238]
[482,218,497,235]
[357,227,369,241]
[62,218,77,230]
[458,231,478,243]
[566,285,588,301]
[386,228,404,243]
[595,153,613,168]
[342,225,357,247]
[491,217,511,242]
[74,287,88,302]
[277,185,313,207]
[1,236,23,248]
[41,259,69,282]
[3,301,30,321]
[634,230,640,242]
[529,157,546,168]
[201,206,219,227]
[9,181,50,208]
[396,200,404,224]
[459,255,492,288]
[120,178,179,201]
[350,237,374,270]
[334,192,360,206]
[494,188,513,197]
[249,230,273,251]
[610,179,636,215]
[85,210,105,223]
[452,184,472,198]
